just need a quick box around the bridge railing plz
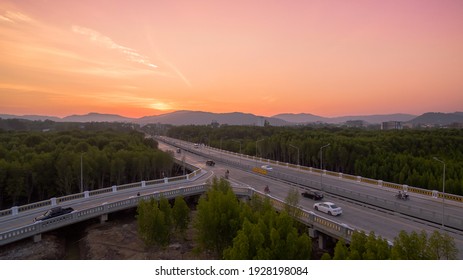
[175,136,463,205]
[0,183,359,247]
[0,160,202,218]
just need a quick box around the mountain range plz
[1,111,462,126]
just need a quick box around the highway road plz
[158,137,463,258]
[0,167,215,233]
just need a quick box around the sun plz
[149,102,173,111]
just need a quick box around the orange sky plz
[1,0,462,118]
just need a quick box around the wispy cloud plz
[0,11,34,23]
[72,25,158,69]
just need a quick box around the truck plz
[34,206,74,222]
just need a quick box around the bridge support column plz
[100,214,108,224]
[318,234,327,250]
[33,234,42,243]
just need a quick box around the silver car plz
[313,202,342,216]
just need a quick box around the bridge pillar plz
[50,197,57,206]
[318,233,327,250]
[100,214,108,224]
[141,181,146,188]
[308,228,318,239]
[11,206,18,216]
[33,234,42,243]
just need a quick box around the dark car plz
[34,206,74,222]
[206,160,215,166]
[301,190,324,200]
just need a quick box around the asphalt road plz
[160,138,463,258]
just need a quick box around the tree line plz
[166,125,463,195]
[137,177,458,259]
[0,129,173,209]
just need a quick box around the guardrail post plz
[11,206,18,216]
[112,185,117,193]
[378,180,383,187]
[164,177,168,184]
[338,172,342,178]
[403,185,408,192]
[356,176,361,182]
[84,191,89,198]
[432,190,438,198]
[141,181,146,188]
[50,197,57,206]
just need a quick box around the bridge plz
[1,136,462,258]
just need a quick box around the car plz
[261,165,273,171]
[313,202,342,216]
[176,148,181,153]
[206,160,215,166]
[301,190,324,200]
[33,206,74,222]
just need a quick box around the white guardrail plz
[0,182,355,247]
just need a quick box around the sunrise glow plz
[1,0,462,118]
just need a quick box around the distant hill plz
[62,113,134,123]
[0,114,61,122]
[138,110,289,126]
[271,113,328,123]
[2,111,461,127]
[272,113,416,124]
[408,112,463,126]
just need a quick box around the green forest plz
[0,127,173,209]
[166,125,463,195]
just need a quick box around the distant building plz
[382,121,402,130]
[211,120,219,128]
[345,120,365,128]
[449,122,463,129]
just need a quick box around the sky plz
[1,0,462,118]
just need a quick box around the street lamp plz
[319,143,330,190]
[232,140,242,164]
[256,139,265,165]
[433,157,446,229]
[80,153,84,193]
[289,144,300,166]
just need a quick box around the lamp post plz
[289,144,300,166]
[256,139,265,165]
[433,157,446,229]
[232,140,242,164]
[80,153,83,193]
[319,143,330,191]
